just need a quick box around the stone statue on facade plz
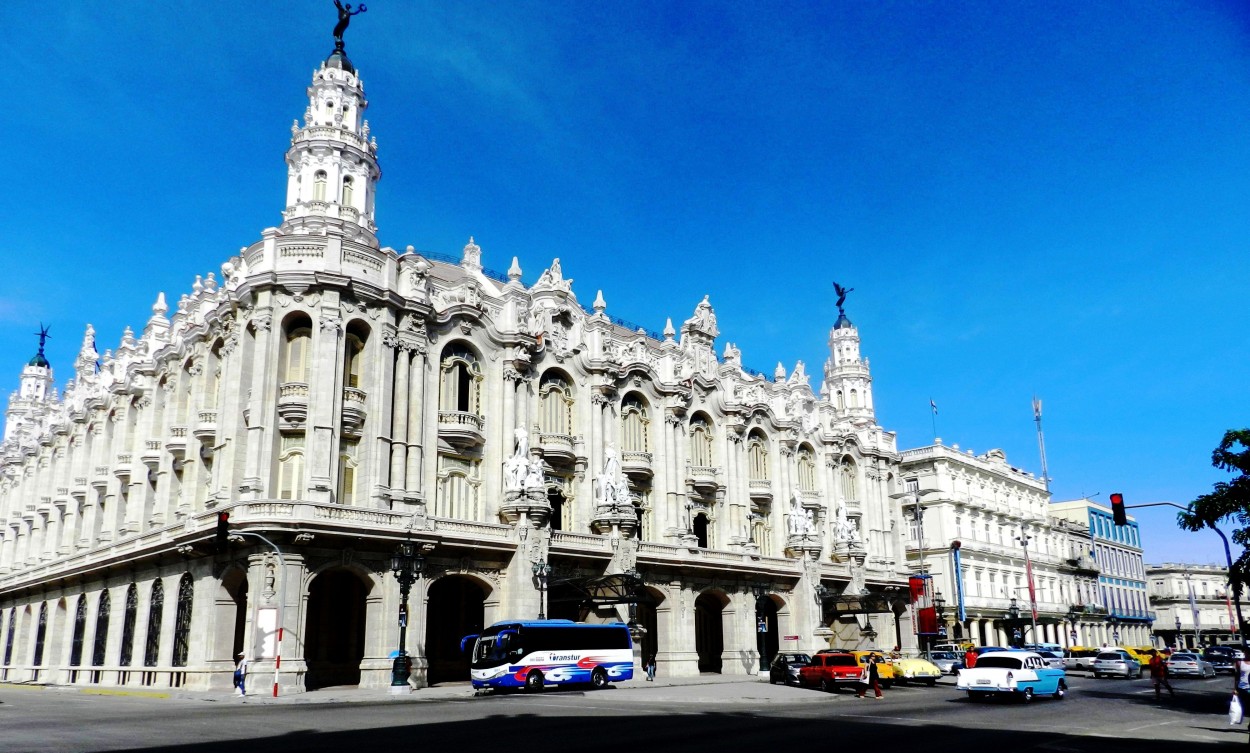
[503,427,530,491]
[333,1,367,49]
[834,498,857,542]
[595,445,629,509]
[787,490,805,536]
[524,456,545,492]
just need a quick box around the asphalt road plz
[1,672,1244,753]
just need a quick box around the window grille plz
[92,591,111,667]
[119,584,138,667]
[3,609,14,666]
[144,580,164,667]
[70,597,88,667]
[33,603,47,667]
[171,574,194,667]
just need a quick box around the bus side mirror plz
[460,634,479,654]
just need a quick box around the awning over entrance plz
[550,572,655,608]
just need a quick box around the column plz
[389,344,410,493]
[404,341,428,502]
[241,308,276,499]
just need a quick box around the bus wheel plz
[591,668,609,689]
[525,671,544,692]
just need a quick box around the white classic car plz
[956,650,1067,702]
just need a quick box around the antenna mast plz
[1032,396,1050,493]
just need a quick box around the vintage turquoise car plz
[956,650,1067,702]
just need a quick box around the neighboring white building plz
[899,444,1102,649]
[1050,499,1153,647]
[1147,563,1241,650]
[0,36,920,693]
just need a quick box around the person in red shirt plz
[964,649,977,669]
[1149,652,1174,700]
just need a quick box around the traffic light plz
[1110,493,1127,526]
[215,511,231,553]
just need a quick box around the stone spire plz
[823,299,874,425]
[280,40,381,244]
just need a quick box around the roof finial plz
[35,323,50,355]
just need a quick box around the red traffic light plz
[1109,493,1127,526]
[215,511,231,552]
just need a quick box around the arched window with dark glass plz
[70,596,88,667]
[33,603,48,666]
[171,574,194,667]
[92,591,111,667]
[119,583,138,667]
[3,609,14,666]
[144,580,164,667]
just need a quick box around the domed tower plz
[3,326,55,442]
[280,28,381,245]
[823,286,875,426]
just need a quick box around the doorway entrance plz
[694,592,724,673]
[425,576,486,685]
[304,569,369,690]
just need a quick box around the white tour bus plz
[463,619,634,691]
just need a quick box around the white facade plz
[1147,563,1241,650]
[1050,499,1153,647]
[0,42,923,693]
[900,443,1107,648]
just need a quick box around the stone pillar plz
[389,345,410,493]
[404,339,428,505]
[241,309,276,499]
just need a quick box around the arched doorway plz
[636,596,660,666]
[425,576,486,685]
[693,513,709,548]
[305,569,369,690]
[694,591,725,673]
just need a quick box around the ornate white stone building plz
[1147,563,1240,650]
[898,443,1107,649]
[0,40,920,693]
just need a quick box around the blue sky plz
[2,1,1247,566]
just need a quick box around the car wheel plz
[967,692,982,703]
[924,678,937,687]
[1020,687,1034,704]
[1093,672,1101,679]
[819,679,830,692]
[590,667,608,689]
[1054,680,1066,700]
[1136,668,1143,679]
[525,670,544,692]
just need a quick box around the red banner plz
[910,574,938,635]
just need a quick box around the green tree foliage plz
[1179,429,1250,595]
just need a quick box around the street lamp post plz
[1067,604,1082,646]
[390,542,426,691]
[1175,615,1184,650]
[533,561,552,620]
[934,590,948,655]
[1007,597,1021,647]
[1015,528,1040,648]
[1108,614,1120,645]
[753,585,769,673]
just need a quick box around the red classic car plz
[798,651,866,691]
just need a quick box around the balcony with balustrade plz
[193,411,218,443]
[277,382,309,427]
[686,464,722,491]
[341,387,367,436]
[621,450,653,479]
[748,479,772,501]
[438,411,485,448]
[537,432,576,464]
[165,425,188,458]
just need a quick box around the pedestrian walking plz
[645,654,657,682]
[964,649,977,670]
[1234,654,1250,737]
[233,653,248,697]
[857,656,883,699]
[1149,652,1173,700]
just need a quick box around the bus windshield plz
[472,625,521,669]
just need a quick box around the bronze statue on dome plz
[832,281,854,316]
[333,1,367,49]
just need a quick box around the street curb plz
[0,682,45,691]
[77,688,171,699]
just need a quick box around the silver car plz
[1166,652,1216,679]
[930,650,963,675]
[1037,650,1066,670]
[1093,650,1142,679]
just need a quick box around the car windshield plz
[932,652,956,660]
[1170,654,1198,661]
[975,656,1023,670]
[780,654,811,664]
[1097,653,1124,661]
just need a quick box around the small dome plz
[324,49,356,75]
[834,313,854,330]
[28,352,50,368]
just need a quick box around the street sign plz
[783,635,800,641]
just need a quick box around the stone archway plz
[304,568,370,690]
[759,595,780,664]
[636,586,665,668]
[424,575,486,685]
[695,591,727,673]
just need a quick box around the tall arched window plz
[752,516,771,557]
[839,457,858,502]
[337,439,358,505]
[313,170,327,202]
[341,175,354,206]
[539,372,573,436]
[206,340,224,410]
[436,462,479,520]
[119,584,138,667]
[33,603,47,667]
[343,330,366,389]
[282,316,313,384]
[144,580,164,667]
[92,591,111,667]
[747,432,769,481]
[439,344,482,414]
[171,574,194,668]
[797,447,816,491]
[621,395,650,453]
[70,596,88,667]
[277,434,305,500]
[689,415,714,467]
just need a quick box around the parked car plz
[956,650,1067,702]
[893,656,943,685]
[930,651,964,675]
[1093,649,1142,679]
[1037,651,1066,671]
[1063,646,1099,671]
[848,650,896,687]
[1166,652,1216,679]
[1202,645,1245,673]
[769,652,812,686]
[799,651,866,691]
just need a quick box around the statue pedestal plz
[785,534,823,560]
[499,488,551,529]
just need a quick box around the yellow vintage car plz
[849,650,895,687]
[891,656,943,685]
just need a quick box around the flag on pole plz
[1032,396,1042,420]
[930,398,938,415]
